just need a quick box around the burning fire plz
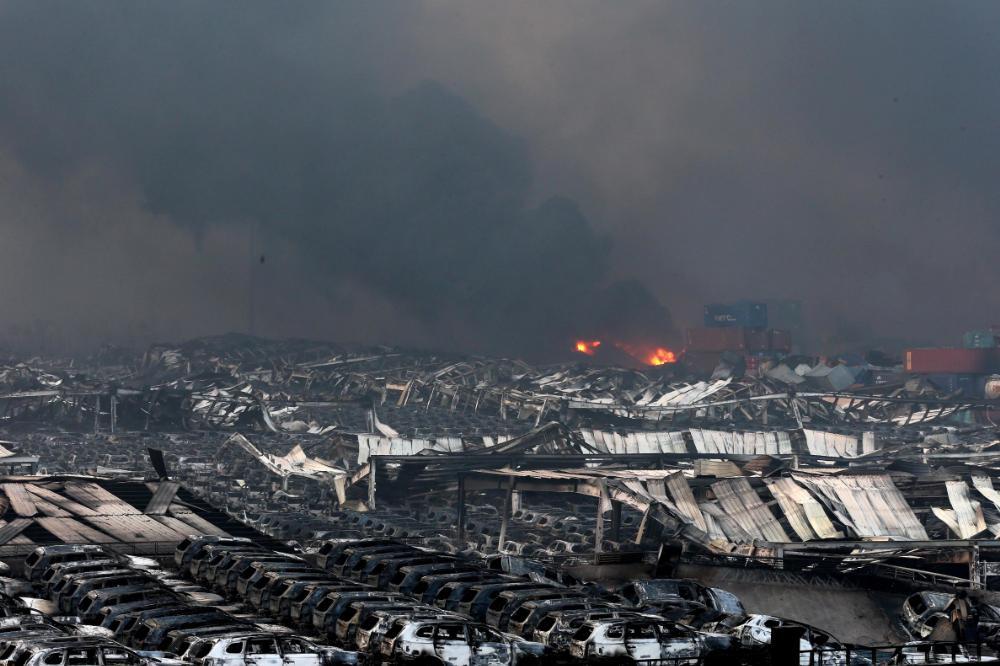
[645,347,677,366]
[573,339,676,366]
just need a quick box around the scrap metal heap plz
[2,336,1000,661]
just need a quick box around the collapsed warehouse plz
[0,334,1000,663]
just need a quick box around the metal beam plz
[497,476,515,552]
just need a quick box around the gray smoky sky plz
[0,2,998,356]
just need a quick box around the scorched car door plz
[433,624,473,665]
[469,625,513,666]
[622,623,661,661]
[278,638,320,666]
[244,637,282,666]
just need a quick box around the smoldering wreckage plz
[2,330,1000,665]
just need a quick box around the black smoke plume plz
[0,2,673,358]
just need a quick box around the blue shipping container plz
[704,302,768,329]
[925,373,983,397]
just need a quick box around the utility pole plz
[248,221,259,336]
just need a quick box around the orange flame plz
[645,347,677,366]
[614,341,677,366]
[574,340,602,356]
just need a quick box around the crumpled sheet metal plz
[792,473,928,540]
[0,335,990,433]
[224,433,345,482]
[931,480,987,539]
[802,430,879,458]
[579,428,687,454]
[710,478,790,543]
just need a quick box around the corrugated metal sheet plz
[83,514,188,542]
[793,474,927,540]
[152,514,204,539]
[29,497,72,518]
[641,380,733,407]
[579,429,688,454]
[24,485,97,516]
[64,482,141,515]
[0,518,33,545]
[664,472,708,532]
[932,480,987,539]
[144,481,180,515]
[36,517,117,544]
[972,474,1000,513]
[693,460,743,477]
[711,478,790,543]
[766,477,842,541]
[690,429,792,455]
[359,435,467,463]
[168,507,230,536]
[699,501,755,543]
[803,430,876,458]
[2,484,37,517]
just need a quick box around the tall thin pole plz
[248,222,258,336]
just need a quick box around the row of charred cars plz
[12,536,966,666]
[13,543,353,666]
[173,535,744,665]
[249,500,647,558]
[9,534,759,665]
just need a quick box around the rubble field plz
[0,334,998,664]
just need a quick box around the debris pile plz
[1,334,1000,662]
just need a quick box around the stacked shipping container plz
[905,337,1000,398]
[686,302,792,373]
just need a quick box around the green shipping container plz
[963,330,997,349]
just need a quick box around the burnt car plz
[248,571,337,614]
[614,579,745,624]
[507,598,615,638]
[312,591,406,637]
[40,559,124,595]
[175,536,255,572]
[734,615,870,666]
[77,587,179,624]
[24,545,111,582]
[901,592,960,641]
[55,570,158,614]
[386,562,478,597]
[334,599,419,647]
[269,578,346,623]
[131,611,249,651]
[411,572,500,606]
[109,604,199,642]
[532,609,644,653]
[456,581,553,622]
[215,554,305,598]
[179,632,357,666]
[324,543,417,578]
[99,598,188,631]
[568,617,729,664]
[190,544,271,584]
[361,554,458,590]
[1,636,148,666]
[379,618,544,666]
[486,588,585,630]
[234,560,316,601]
[901,591,1000,645]
[316,539,410,571]
[354,610,459,657]
[290,583,369,632]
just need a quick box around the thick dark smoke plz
[375,1,1000,352]
[0,2,671,358]
[2,2,999,357]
